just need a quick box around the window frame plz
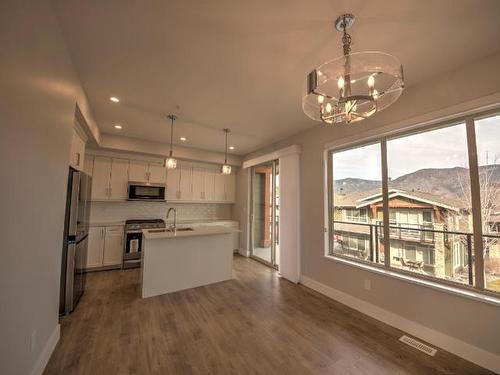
[324,108,500,299]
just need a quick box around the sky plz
[332,115,500,181]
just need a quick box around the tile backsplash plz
[90,201,232,223]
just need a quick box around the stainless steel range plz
[123,219,165,268]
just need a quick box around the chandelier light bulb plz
[372,89,379,99]
[325,102,332,113]
[317,95,325,104]
[337,76,345,89]
[367,75,375,88]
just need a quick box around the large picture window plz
[331,143,385,264]
[327,112,500,295]
[387,123,474,286]
[475,114,500,292]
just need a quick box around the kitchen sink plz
[149,227,194,233]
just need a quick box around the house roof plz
[334,189,464,212]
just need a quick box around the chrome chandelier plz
[302,14,404,124]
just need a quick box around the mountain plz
[334,178,380,194]
[334,165,500,200]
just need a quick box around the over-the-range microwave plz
[127,182,166,201]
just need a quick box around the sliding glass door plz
[251,160,279,268]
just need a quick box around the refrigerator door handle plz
[64,242,76,314]
[68,171,81,237]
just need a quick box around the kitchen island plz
[140,226,238,298]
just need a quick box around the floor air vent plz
[399,335,437,356]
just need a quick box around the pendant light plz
[302,13,404,124]
[165,114,177,169]
[221,128,231,175]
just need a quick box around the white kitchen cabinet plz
[91,156,112,200]
[204,169,216,201]
[166,167,180,200]
[129,160,165,184]
[192,167,205,200]
[224,173,236,202]
[86,226,123,269]
[90,157,129,201]
[69,128,86,171]
[214,173,225,201]
[87,227,105,268]
[129,160,149,182]
[109,159,129,200]
[179,163,193,201]
[83,155,94,176]
[102,227,124,266]
[148,162,166,184]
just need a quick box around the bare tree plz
[452,160,500,286]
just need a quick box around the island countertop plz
[142,226,240,240]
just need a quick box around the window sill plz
[324,254,500,307]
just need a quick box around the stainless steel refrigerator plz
[59,168,92,315]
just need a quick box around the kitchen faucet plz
[166,207,177,232]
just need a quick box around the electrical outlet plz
[364,279,371,291]
[30,330,37,353]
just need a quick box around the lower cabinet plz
[86,226,124,270]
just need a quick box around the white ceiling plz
[55,0,500,155]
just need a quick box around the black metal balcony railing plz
[331,220,500,287]
[385,222,435,243]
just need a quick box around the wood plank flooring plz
[44,255,493,375]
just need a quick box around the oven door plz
[128,183,165,201]
[124,231,143,261]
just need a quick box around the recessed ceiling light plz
[114,124,122,129]
[110,96,120,103]
[229,146,235,150]
[180,137,187,141]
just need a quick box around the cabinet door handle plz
[75,152,81,167]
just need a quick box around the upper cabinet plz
[91,156,112,200]
[129,160,148,182]
[83,155,94,176]
[224,173,236,202]
[129,160,166,184]
[148,162,166,184]
[166,161,235,203]
[87,154,235,203]
[69,128,86,171]
[109,159,129,200]
[91,156,129,201]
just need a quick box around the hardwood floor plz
[45,255,492,375]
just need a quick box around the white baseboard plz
[30,324,60,375]
[300,276,500,374]
[238,248,249,257]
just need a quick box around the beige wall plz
[242,52,500,357]
[0,1,98,374]
[99,133,243,166]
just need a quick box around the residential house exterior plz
[333,189,471,282]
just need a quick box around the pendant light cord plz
[224,128,229,164]
[222,128,231,164]
[167,114,175,157]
